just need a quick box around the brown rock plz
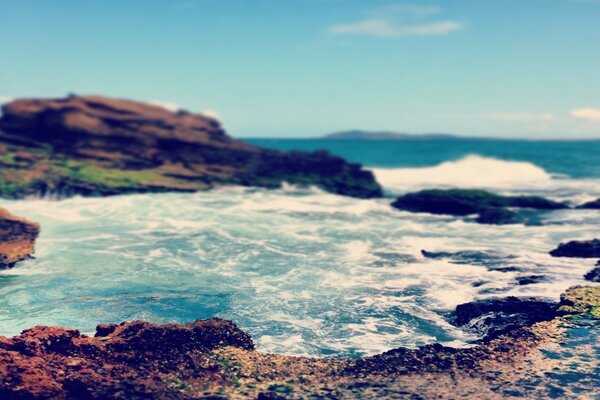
[0,208,39,268]
[0,95,382,199]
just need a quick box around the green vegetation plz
[559,286,600,319]
[58,160,160,189]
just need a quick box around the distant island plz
[322,130,467,141]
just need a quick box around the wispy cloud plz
[570,108,600,121]
[0,95,13,105]
[328,4,463,38]
[329,19,462,38]
[484,112,556,122]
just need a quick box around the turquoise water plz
[247,138,600,178]
[0,139,599,357]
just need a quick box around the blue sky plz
[1,0,600,138]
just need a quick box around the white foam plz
[372,155,553,193]
[0,181,598,357]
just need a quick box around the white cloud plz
[200,109,223,122]
[570,108,600,121]
[149,100,180,112]
[329,19,463,38]
[484,112,556,122]
[0,95,13,105]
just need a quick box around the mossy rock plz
[558,286,600,319]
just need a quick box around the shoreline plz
[0,286,597,399]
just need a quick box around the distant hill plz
[322,130,464,141]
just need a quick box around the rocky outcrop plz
[549,239,600,258]
[0,319,253,400]
[391,189,567,224]
[0,95,382,199]
[0,286,597,399]
[453,297,557,340]
[577,198,600,209]
[0,208,39,268]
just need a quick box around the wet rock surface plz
[392,189,567,225]
[0,319,254,400]
[584,267,600,282]
[0,208,39,268]
[453,297,558,340]
[0,287,597,399]
[549,239,600,258]
[0,95,382,199]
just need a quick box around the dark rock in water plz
[454,297,557,340]
[391,189,567,225]
[421,249,491,260]
[0,95,382,199]
[516,275,549,285]
[475,207,519,225]
[0,207,40,269]
[488,266,523,273]
[421,249,517,269]
[577,198,600,209]
[549,239,600,258]
[584,267,600,282]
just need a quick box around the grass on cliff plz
[59,160,162,188]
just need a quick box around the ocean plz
[0,138,599,357]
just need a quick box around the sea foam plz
[0,184,597,357]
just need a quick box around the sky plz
[1,0,600,138]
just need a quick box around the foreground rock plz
[391,189,567,224]
[0,208,39,268]
[0,95,382,199]
[1,286,597,399]
[549,239,600,258]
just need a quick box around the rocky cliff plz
[0,95,382,199]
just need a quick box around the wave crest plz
[371,155,554,193]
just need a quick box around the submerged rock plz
[475,207,519,225]
[454,296,557,340]
[516,275,549,285]
[391,189,567,225]
[0,208,39,268]
[0,95,382,199]
[421,249,517,269]
[549,239,600,258]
